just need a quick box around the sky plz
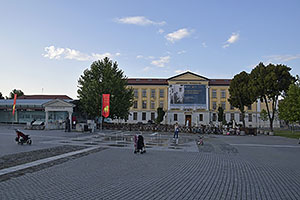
[0,0,300,99]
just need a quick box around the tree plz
[9,89,24,99]
[278,75,300,125]
[217,106,226,125]
[250,63,295,131]
[77,57,134,120]
[260,109,268,127]
[0,92,4,99]
[155,107,165,124]
[228,71,255,128]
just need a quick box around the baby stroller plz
[134,134,146,154]
[15,129,32,145]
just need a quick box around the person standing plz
[65,117,71,132]
[173,122,179,139]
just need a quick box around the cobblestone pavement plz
[1,126,300,199]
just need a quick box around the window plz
[248,105,252,110]
[174,114,178,121]
[248,113,252,122]
[230,104,234,110]
[212,89,217,98]
[230,113,235,121]
[151,89,155,98]
[142,89,147,97]
[134,89,138,98]
[133,101,138,109]
[159,101,164,108]
[133,112,137,120]
[142,112,146,120]
[142,100,147,109]
[221,90,226,98]
[212,113,217,121]
[150,101,155,109]
[199,114,203,121]
[151,112,155,121]
[221,102,226,110]
[159,89,164,98]
[212,102,217,110]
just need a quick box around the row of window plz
[212,89,226,99]
[134,89,165,98]
[133,100,164,109]
[133,112,155,121]
[212,102,252,111]
[212,113,253,122]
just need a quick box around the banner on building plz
[169,85,206,109]
[12,94,17,115]
[102,94,110,118]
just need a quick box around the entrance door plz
[185,115,192,127]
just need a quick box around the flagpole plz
[100,94,103,131]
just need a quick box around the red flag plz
[12,94,17,115]
[102,94,110,118]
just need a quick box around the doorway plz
[185,115,192,127]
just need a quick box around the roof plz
[209,79,231,86]
[127,78,168,85]
[18,95,73,100]
[167,71,210,81]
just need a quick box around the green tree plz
[9,89,24,99]
[0,92,4,99]
[217,106,226,125]
[155,107,165,124]
[77,57,134,120]
[250,63,295,131]
[228,71,255,128]
[278,75,300,124]
[260,109,268,127]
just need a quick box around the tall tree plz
[228,71,255,128]
[0,92,4,99]
[9,89,24,99]
[217,106,225,125]
[250,63,295,131]
[278,75,300,125]
[155,107,165,124]
[77,57,134,120]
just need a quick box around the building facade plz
[127,71,279,128]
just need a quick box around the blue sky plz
[1,0,299,99]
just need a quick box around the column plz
[45,111,49,130]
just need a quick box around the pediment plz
[168,71,209,81]
[43,99,74,108]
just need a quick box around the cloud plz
[151,56,170,67]
[177,50,186,55]
[136,55,144,59]
[175,69,186,74]
[115,16,166,26]
[43,46,116,61]
[223,32,239,48]
[202,42,207,48]
[265,54,300,62]
[165,28,192,43]
[158,29,164,34]
[142,66,151,72]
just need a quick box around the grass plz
[274,130,300,139]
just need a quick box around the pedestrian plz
[173,122,179,139]
[65,117,70,132]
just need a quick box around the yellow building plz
[127,71,279,128]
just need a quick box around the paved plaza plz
[0,125,300,199]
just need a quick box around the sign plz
[169,84,206,109]
[12,94,17,115]
[102,94,110,118]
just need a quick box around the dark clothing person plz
[65,117,71,132]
